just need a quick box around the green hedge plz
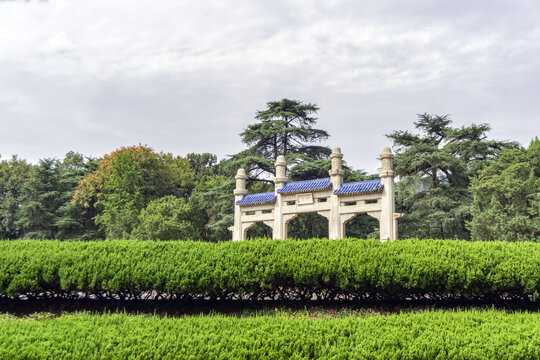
[0,239,539,300]
[0,311,539,359]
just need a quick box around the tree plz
[469,138,540,241]
[187,153,219,179]
[388,114,518,239]
[73,146,195,238]
[16,159,62,239]
[134,195,197,240]
[188,176,235,242]
[0,156,32,239]
[55,152,101,240]
[232,99,331,181]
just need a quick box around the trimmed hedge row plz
[0,239,539,300]
[1,311,539,359]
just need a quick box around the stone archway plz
[232,147,402,242]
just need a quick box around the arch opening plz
[246,222,272,239]
[345,213,379,239]
[288,212,329,239]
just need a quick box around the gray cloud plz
[0,0,538,172]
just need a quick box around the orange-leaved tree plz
[72,145,195,238]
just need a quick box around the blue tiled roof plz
[237,192,276,205]
[277,177,332,194]
[335,179,383,195]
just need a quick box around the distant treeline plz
[0,99,538,241]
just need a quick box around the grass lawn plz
[0,308,539,359]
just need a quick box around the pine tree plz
[0,156,32,239]
[388,114,518,239]
[231,99,331,181]
[469,138,540,241]
[55,152,101,240]
[16,159,62,239]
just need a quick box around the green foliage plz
[288,213,329,239]
[188,176,235,241]
[288,158,373,182]
[15,159,62,239]
[75,146,196,238]
[1,239,539,301]
[345,214,379,239]
[187,152,220,179]
[232,98,331,180]
[388,114,518,239]
[55,152,101,240]
[0,156,31,239]
[3,153,99,240]
[469,138,540,241]
[134,195,197,240]
[245,222,273,239]
[0,311,539,359]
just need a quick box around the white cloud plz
[0,0,539,171]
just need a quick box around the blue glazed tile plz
[277,178,332,194]
[237,192,276,205]
[334,179,383,195]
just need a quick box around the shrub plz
[0,239,539,301]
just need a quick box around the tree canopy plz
[0,156,31,239]
[388,114,518,239]
[134,195,197,241]
[469,138,540,241]
[231,99,331,181]
[73,145,195,238]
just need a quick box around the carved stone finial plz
[274,155,287,189]
[234,168,247,195]
[330,146,344,174]
[236,168,246,177]
[329,146,344,189]
[275,155,286,167]
[380,147,394,172]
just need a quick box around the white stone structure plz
[230,147,403,242]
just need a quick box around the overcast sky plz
[0,0,539,173]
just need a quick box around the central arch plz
[287,212,329,239]
[344,213,379,239]
[245,222,273,239]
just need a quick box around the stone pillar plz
[232,168,248,241]
[329,147,344,239]
[340,213,356,239]
[379,147,395,242]
[273,155,287,239]
[393,213,404,240]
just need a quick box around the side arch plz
[243,221,274,240]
